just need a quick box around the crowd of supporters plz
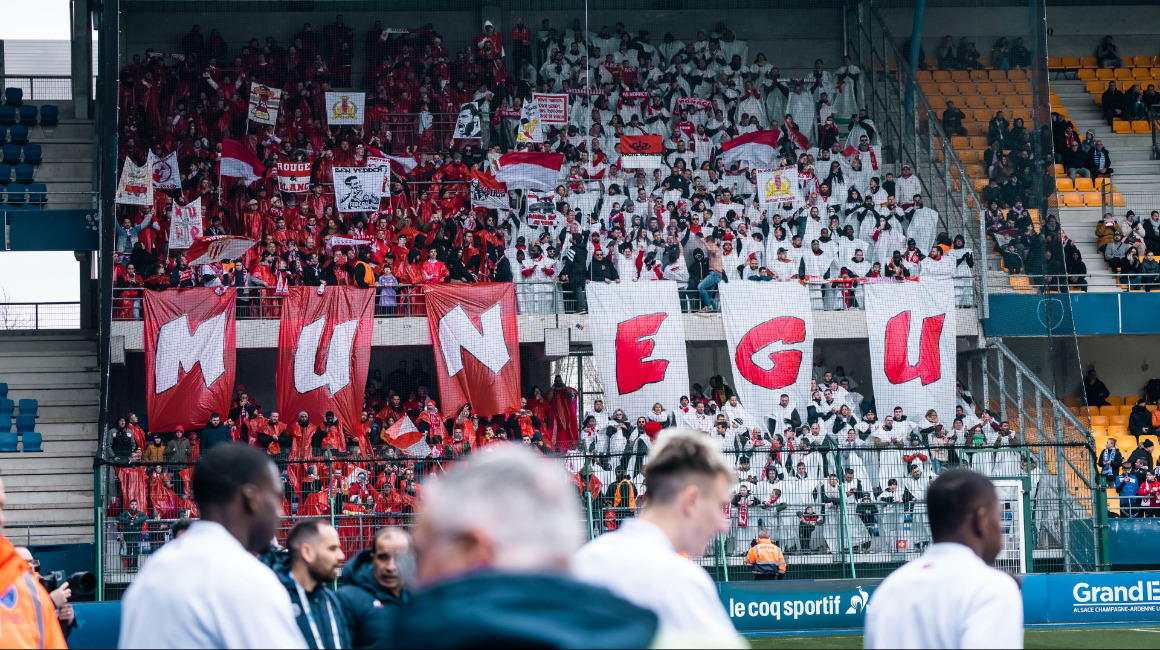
[112,15,981,317]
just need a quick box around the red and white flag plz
[494,152,564,191]
[381,416,430,457]
[150,151,181,190]
[720,282,815,414]
[841,144,881,171]
[277,161,312,193]
[276,287,374,446]
[424,283,522,418]
[144,288,236,432]
[365,144,418,176]
[620,135,663,170]
[220,139,265,185]
[865,277,957,422]
[721,129,782,167]
[586,282,689,418]
[185,235,257,265]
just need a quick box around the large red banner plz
[423,283,521,418]
[276,287,374,450]
[144,288,237,432]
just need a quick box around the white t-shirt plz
[865,542,1023,649]
[119,521,308,649]
[572,518,744,647]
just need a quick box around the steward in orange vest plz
[745,528,787,581]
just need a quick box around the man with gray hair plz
[572,430,744,647]
[389,447,658,648]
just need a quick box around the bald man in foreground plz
[864,468,1024,648]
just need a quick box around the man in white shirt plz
[119,444,308,649]
[865,468,1023,649]
[572,431,745,647]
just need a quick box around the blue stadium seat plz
[21,431,43,452]
[0,383,7,398]
[22,143,41,164]
[9,125,28,146]
[4,88,23,107]
[17,399,38,416]
[0,431,18,453]
[0,400,13,417]
[0,164,11,184]
[14,163,34,184]
[0,125,7,143]
[6,184,27,205]
[28,183,46,206]
[38,105,58,127]
[0,106,14,126]
[14,414,35,433]
[2,144,20,165]
[17,105,36,126]
[0,416,10,432]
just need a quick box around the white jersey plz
[865,543,1023,649]
[572,518,744,647]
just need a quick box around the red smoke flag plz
[144,288,237,432]
[865,277,957,421]
[276,287,374,448]
[424,283,521,418]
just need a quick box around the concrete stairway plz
[23,101,96,210]
[1052,80,1160,292]
[0,332,100,545]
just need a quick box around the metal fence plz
[0,75,93,101]
[0,301,81,330]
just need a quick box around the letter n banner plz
[865,277,957,421]
[424,283,521,418]
[144,288,237,432]
[277,286,374,452]
[587,282,689,417]
[720,282,814,414]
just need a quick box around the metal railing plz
[0,301,81,330]
[1,75,92,102]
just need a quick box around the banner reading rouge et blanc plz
[277,287,374,449]
[865,277,957,423]
[144,288,237,432]
[424,283,522,418]
[720,282,815,416]
[587,282,690,418]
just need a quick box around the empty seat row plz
[926,94,1036,109]
[2,143,41,165]
[0,392,42,452]
[0,398,37,417]
[0,183,48,206]
[0,105,58,128]
[916,68,1030,83]
[1078,67,1160,83]
[1049,56,1159,70]
[0,163,38,184]
[920,81,1034,96]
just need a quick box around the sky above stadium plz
[0,0,80,303]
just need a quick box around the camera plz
[38,571,97,598]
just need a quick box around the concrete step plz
[33,405,100,422]
[37,422,100,440]
[0,452,95,472]
[0,336,98,353]
[1,525,95,546]
[2,374,101,388]
[4,507,94,525]
[4,387,100,404]
[34,160,94,178]
[29,141,93,158]
[29,121,94,140]
[6,491,95,509]
[0,354,99,372]
[2,471,93,490]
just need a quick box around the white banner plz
[326,92,366,126]
[169,200,202,249]
[720,282,815,423]
[277,161,312,193]
[865,277,957,424]
[453,103,483,139]
[115,158,153,205]
[587,282,690,418]
[364,158,394,195]
[531,93,568,124]
[151,151,181,190]
[525,191,556,227]
[470,177,509,211]
[248,83,282,125]
[755,167,798,207]
[333,166,385,213]
[516,98,543,143]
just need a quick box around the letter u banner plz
[865,277,957,422]
[424,283,521,418]
[277,287,374,442]
[720,282,814,416]
[144,288,237,432]
[587,282,689,418]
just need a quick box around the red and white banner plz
[532,92,568,124]
[115,158,153,206]
[248,83,282,125]
[720,282,814,420]
[566,87,605,96]
[220,139,265,185]
[150,151,181,190]
[586,282,690,418]
[424,283,521,418]
[144,288,236,432]
[169,200,202,249]
[865,277,957,423]
[721,129,782,167]
[525,191,557,227]
[677,97,713,110]
[185,235,257,266]
[469,169,509,210]
[620,135,663,170]
[381,416,429,457]
[276,287,375,450]
[494,152,564,191]
[277,161,312,193]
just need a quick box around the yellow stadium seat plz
[1149,405,1158,412]
[933,70,952,82]
[1085,81,1104,93]
[1120,405,1137,416]
[1047,56,1063,69]
[938,82,959,95]
[1061,192,1084,207]
[1107,489,1120,516]
[975,82,997,95]
[1114,68,1133,80]
[1094,434,1110,449]
[1101,404,1122,415]
[1054,163,1065,177]
[1080,56,1098,68]
[974,178,989,192]
[1133,122,1151,134]
[965,96,985,108]
[1074,177,1095,192]
[1009,69,1028,81]
[1108,425,1129,437]
[1090,415,1110,427]
[1133,56,1153,68]
[951,136,969,150]
[1113,121,1132,134]
[1078,69,1096,81]
[1126,395,1141,405]
[987,69,1007,81]
[951,70,970,82]
[1152,68,1160,80]
[958,149,980,164]
[1056,178,1075,192]
[969,136,988,149]
[1094,176,1112,190]
[1096,68,1114,81]
[969,69,988,82]
[921,82,940,95]
[1114,193,1126,207]
[1083,193,1103,207]
[1091,426,1108,437]
[1114,434,1137,453]
[1061,57,1081,69]
[917,70,933,81]
[984,96,1006,108]
[1133,68,1152,80]
[1110,415,1130,426]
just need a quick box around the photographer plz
[1,476,67,648]
[15,547,82,639]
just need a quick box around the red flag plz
[423,283,521,418]
[220,139,265,184]
[381,416,429,456]
[619,134,663,155]
[144,288,237,432]
[276,286,374,444]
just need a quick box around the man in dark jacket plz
[1129,438,1156,471]
[263,519,352,650]
[562,232,590,313]
[199,412,233,452]
[1102,81,1125,126]
[1085,140,1113,177]
[1128,400,1154,438]
[588,247,619,284]
[336,528,410,649]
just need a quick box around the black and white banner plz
[333,166,386,213]
[453,103,484,140]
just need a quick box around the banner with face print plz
[333,166,386,213]
[453,103,483,140]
